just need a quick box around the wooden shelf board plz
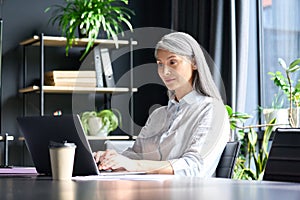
[0,136,14,141]
[19,85,138,94]
[20,35,138,48]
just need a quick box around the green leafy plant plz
[268,57,300,127]
[225,105,252,130]
[45,0,134,60]
[80,109,121,136]
[226,105,276,180]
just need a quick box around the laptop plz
[17,115,145,176]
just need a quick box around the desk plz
[0,175,299,200]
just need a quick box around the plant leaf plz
[289,58,300,72]
[287,64,300,73]
[278,58,287,70]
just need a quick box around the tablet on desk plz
[17,115,145,177]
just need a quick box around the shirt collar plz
[168,90,205,107]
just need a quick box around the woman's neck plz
[174,85,193,101]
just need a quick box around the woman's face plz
[156,49,196,97]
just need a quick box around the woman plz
[94,32,230,177]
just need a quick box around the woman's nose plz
[162,65,171,75]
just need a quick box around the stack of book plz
[44,70,97,87]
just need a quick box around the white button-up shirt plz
[122,90,230,177]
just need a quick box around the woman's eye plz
[169,60,177,65]
[157,62,164,67]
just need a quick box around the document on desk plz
[72,174,174,181]
[0,167,37,174]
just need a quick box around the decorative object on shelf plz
[45,0,134,60]
[267,57,300,128]
[80,109,121,137]
[226,105,276,180]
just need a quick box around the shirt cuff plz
[169,159,188,175]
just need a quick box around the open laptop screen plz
[17,115,99,176]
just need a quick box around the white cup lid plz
[49,141,76,148]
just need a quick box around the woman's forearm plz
[135,160,174,174]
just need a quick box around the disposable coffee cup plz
[49,141,76,180]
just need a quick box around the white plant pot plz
[88,117,108,137]
[263,108,289,130]
[263,108,300,129]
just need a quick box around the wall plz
[0,0,171,166]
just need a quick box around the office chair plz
[216,141,241,178]
[263,128,300,183]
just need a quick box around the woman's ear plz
[192,58,197,70]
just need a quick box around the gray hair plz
[155,32,222,101]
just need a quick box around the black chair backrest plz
[216,141,240,178]
[263,128,300,183]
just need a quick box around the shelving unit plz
[19,34,137,139]
[20,34,137,115]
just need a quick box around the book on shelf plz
[44,70,96,79]
[44,77,97,87]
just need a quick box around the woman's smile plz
[164,77,176,83]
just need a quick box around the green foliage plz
[226,105,276,180]
[80,109,121,135]
[45,0,134,60]
[268,58,300,127]
[225,105,252,130]
[268,58,300,107]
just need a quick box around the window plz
[261,0,300,109]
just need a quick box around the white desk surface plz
[0,173,299,200]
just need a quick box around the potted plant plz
[80,109,121,137]
[45,0,134,60]
[267,57,300,128]
[262,90,289,130]
[226,105,276,180]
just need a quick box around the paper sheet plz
[72,174,175,181]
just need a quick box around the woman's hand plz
[93,149,139,172]
[93,149,173,174]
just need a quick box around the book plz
[45,82,97,87]
[44,70,96,79]
[80,46,104,88]
[100,48,115,87]
[44,77,97,87]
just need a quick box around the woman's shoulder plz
[148,105,168,116]
[186,93,227,118]
[188,91,222,107]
